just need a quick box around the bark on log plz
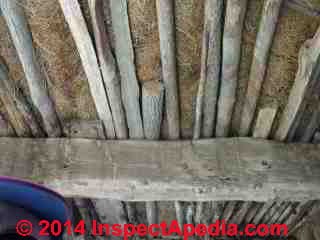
[274,26,320,141]
[58,0,115,139]
[0,59,45,137]
[253,107,278,139]
[142,81,164,140]
[216,0,248,137]
[201,0,224,138]
[0,113,14,137]
[0,0,61,137]
[0,138,320,201]
[88,0,128,140]
[239,0,283,137]
[156,0,180,140]
[109,0,144,139]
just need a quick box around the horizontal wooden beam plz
[0,138,319,201]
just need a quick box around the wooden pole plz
[109,0,144,139]
[216,0,248,137]
[58,0,115,139]
[0,0,62,137]
[239,0,283,137]
[156,0,180,140]
[88,0,128,139]
[201,0,224,138]
[274,26,320,141]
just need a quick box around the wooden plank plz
[109,0,144,139]
[0,138,320,201]
[239,0,283,137]
[88,0,128,139]
[274,26,320,141]
[216,0,248,137]
[63,120,105,140]
[0,0,61,137]
[253,107,278,139]
[58,0,115,139]
[156,0,180,140]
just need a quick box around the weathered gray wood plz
[109,0,143,139]
[201,0,223,138]
[0,113,14,137]
[285,201,315,231]
[301,109,320,143]
[216,0,248,137]
[142,81,164,140]
[156,0,180,140]
[245,202,263,223]
[260,201,282,224]
[268,202,290,224]
[277,202,297,224]
[0,0,61,137]
[63,120,106,140]
[92,199,127,225]
[0,59,45,137]
[175,201,184,229]
[313,132,320,144]
[0,138,320,201]
[230,202,252,225]
[252,201,275,224]
[58,0,115,139]
[186,203,194,225]
[222,201,237,222]
[253,107,278,139]
[274,26,320,141]
[88,0,128,140]
[240,0,283,137]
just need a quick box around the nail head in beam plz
[0,0,62,137]
[58,0,115,139]
[0,138,320,201]
[239,0,283,137]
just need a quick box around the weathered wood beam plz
[230,201,252,225]
[0,59,45,137]
[88,0,128,139]
[109,0,143,139]
[300,107,320,143]
[58,0,115,139]
[156,0,180,140]
[239,0,283,137]
[252,201,275,224]
[216,0,248,137]
[63,120,106,140]
[285,0,320,17]
[0,138,320,201]
[253,107,278,139]
[274,26,320,141]
[0,0,61,137]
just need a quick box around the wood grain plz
[0,138,319,201]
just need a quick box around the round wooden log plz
[201,0,224,138]
[109,0,144,139]
[58,0,115,139]
[156,0,180,140]
[239,0,283,137]
[88,0,128,140]
[142,81,164,140]
[216,0,248,137]
[0,0,62,137]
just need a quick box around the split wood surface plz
[0,138,319,201]
[0,0,61,137]
[58,0,115,138]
